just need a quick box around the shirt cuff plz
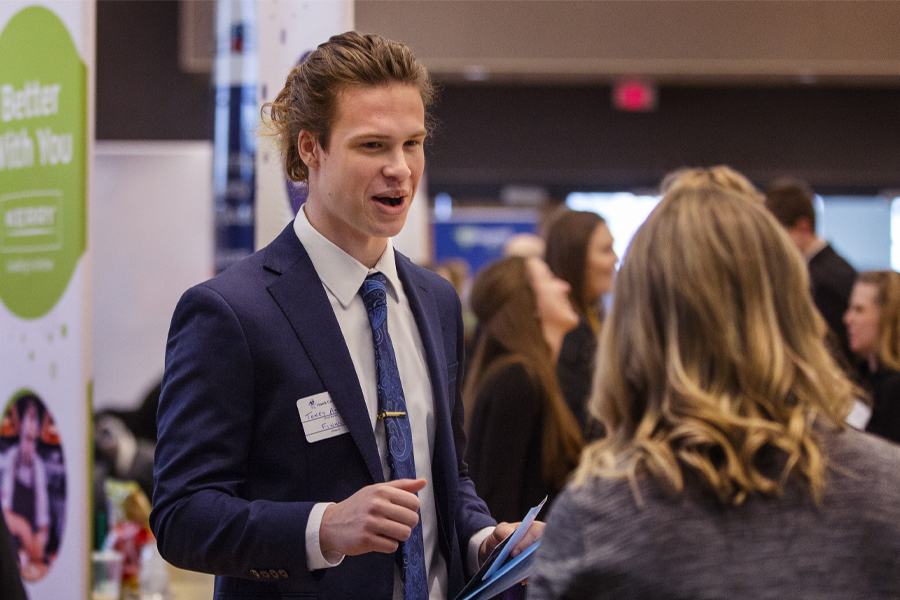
[305,502,345,571]
[467,526,495,576]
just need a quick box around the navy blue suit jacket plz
[151,224,496,599]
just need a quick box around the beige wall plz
[357,1,900,84]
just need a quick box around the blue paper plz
[458,541,540,600]
[482,496,546,581]
[452,496,547,600]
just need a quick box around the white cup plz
[92,549,124,600]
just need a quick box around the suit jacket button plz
[278,570,289,579]
[270,570,279,579]
[250,570,260,578]
[261,570,271,578]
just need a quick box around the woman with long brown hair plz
[544,211,617,436]
[464,256,584,522]
[530,181,900,599]
[844,270,900,443]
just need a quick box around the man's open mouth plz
[374,195,403,207]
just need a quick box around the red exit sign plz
[613,80,657,112]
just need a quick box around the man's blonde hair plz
[575,185,855,505]
[261,31,435,182]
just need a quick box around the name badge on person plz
[297,391,349,443]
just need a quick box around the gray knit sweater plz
[528,428,900,600]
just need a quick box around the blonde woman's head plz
[577,184,855,504]
[661,165,763,202]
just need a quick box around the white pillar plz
[255,0,354,249]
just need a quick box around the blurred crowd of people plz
[16,164,892,598]
[431,166,900,597]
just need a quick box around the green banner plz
[0,6,86,319]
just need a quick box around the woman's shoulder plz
[824,427,900,499]
[870,366,900,391]
[569,319,596,341]
[476,360,544,410]
[560,320,597,361]
[480,359,538,390]
[827,426,900,465]
[547,475,644,525]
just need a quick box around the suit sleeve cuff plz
[306,502,344,571]
[467,526,495,575]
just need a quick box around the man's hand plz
[320,478,426,556]
[478,520,546,566]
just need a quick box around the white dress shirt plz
[295,206,452,599]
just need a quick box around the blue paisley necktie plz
[359,272,429,600]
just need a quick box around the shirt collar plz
[293,205,401,308]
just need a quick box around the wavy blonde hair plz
[660,165,764,203]
[855,270,900,371]
[574,185,855,505]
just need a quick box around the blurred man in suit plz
[765,181,857,368]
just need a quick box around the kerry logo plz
[0,7,85,320]
[1,190,63,254]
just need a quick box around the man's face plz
[301,84,426,264]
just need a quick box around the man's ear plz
[794,216,814,235]
[297,130,320,170]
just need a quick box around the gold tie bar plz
[377,411,407,419]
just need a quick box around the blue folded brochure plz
[453,497,547,600]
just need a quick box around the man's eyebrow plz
[350,129,428,141]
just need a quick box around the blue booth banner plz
[433,208,539,276]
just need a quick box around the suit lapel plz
[264,225,384,484]
[395,252,456,559]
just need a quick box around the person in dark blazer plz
[150,32,541,600]
[765,181,857,369]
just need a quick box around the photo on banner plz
[0,391,67,583]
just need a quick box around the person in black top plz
[544,210,617,438]
[765,181,857,369]
[464,256,584,522]
[844,270,900,443]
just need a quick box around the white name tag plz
[845,399,872,430]
[297,391,349,443]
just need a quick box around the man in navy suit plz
[151,32,541,600]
